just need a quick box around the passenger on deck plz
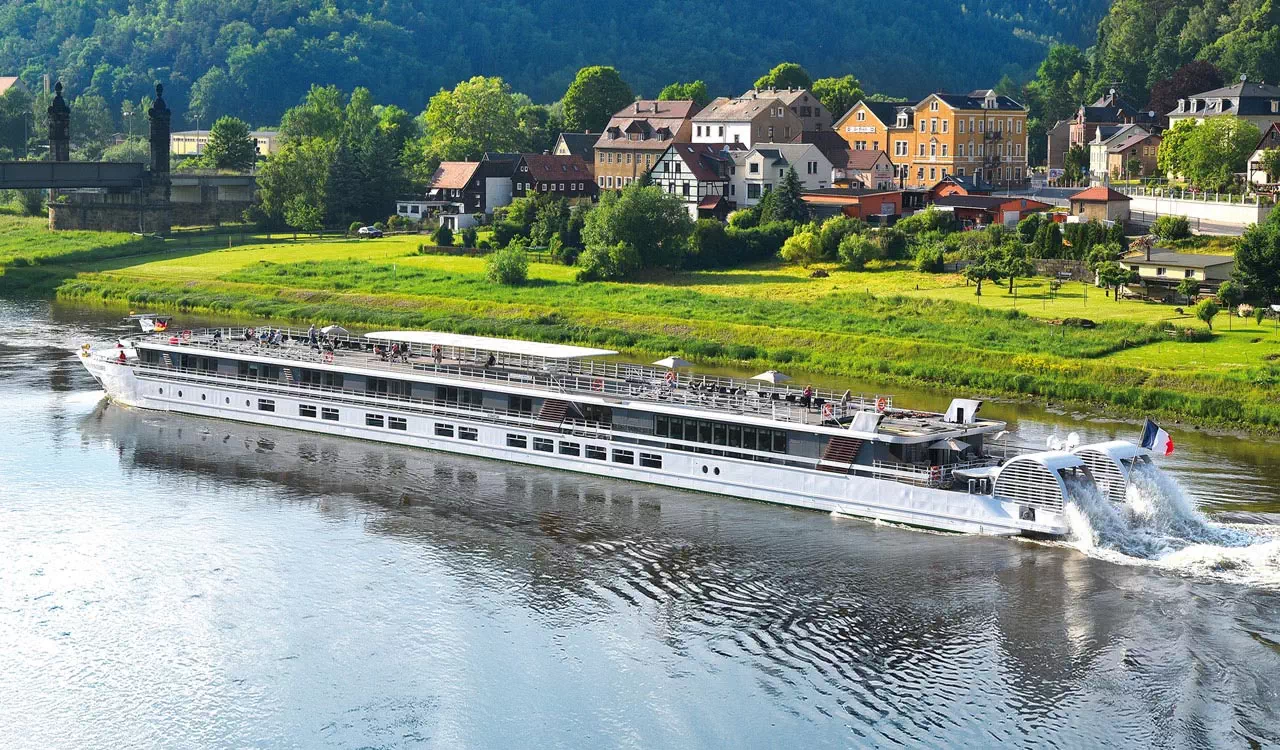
[211,330,222,343]
[307,325,318,346]
[432,345,443,365]
[244,327,254,342]
[485,353,496,368]
[802,385,814,409]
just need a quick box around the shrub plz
[1195,299,1221,330]
[460,226,478,248]
[837,233,880,269]
[1152,215,1191,241]
[727,207,760,229]
[896,207,952,236]
[1255,306,1267,325]
[914,243,945,272]
[372,221,386,231]
[686,219,733,269]
[477,240,492,250]
[485,246,530,285]
[576,242,642,281]
[18,189,44,217]
[431,223,454,247]
[876,227,909,260]
[780,231,822,267]
[493,220,522,248]
[548,233,579,265]
[818,215,864,259]
[348,220,363,235]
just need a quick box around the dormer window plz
[930,101,939,111]
[1272,100,1279,113]
[856,111,865,121]
[1177,99,1185,112]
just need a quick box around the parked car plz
[356,226,383,238]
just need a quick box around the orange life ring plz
[821,402,834,419]
[592,378,604,392]
[168,336,179,345]
[181,330,192,342]
[664,370,677,385]
[322,351,334,364]
[875,397,888,413]
[929,466,942,482]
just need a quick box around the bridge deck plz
[0,161,147,190]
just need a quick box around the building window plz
[612,449,635,465]
[366,413,384,428]
[299,404,317,418]
[533,437,554,452]
[459,426,478,441]
[856,110,865,121]
[639,453,663,469]
[930,101,938,111]
[958,119,966,134]
[586,445,607,460]
[1016,119,1023,134]
[321,407,339,421]
[507,434,527,448]
[941,120,948,133]
[258,399,275,412]
[1156,267,1166,276]
[941,144,948,156]
[434,423,454,437]
[747,184,761,199]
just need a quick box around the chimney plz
[634,102,640,113]
[653,101,659,113]
[1145,241,1151,261]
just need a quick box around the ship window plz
[366,413,384,428]
[507,434,528,448]
[684,420,698,443]
[321,407,339,421]
[727,426,741,448]
[741,427,757,451]
[299,404,317,418]
[459,426,478,441]
[586,445,607,460]
[639,453,663,469]
[656,415,669,436]
[559,441,580,456]
[533,437,554,452]
[509,395,533,415]
[258,399,275,412]
[613,449,635,464]
[668,417,683,440]
[177,390,182,398]
[713,423,727,446]
[437,386,483,405]
[772,431,787,453]
[390,417,408,431]
[434,423,454,437]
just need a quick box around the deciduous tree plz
[422,76,521,162]
[204,115,257,170]
[562,66,633,133]
[754,62,812,91]
[657,81,710,107]
[811,75,864,120]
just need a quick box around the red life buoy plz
[929,466,942,483]
[592,378,604,392]
[168,336,179,345]
[821,403,834,420]
[181,330,192,342]
[876,397,888,413]
[664,370,676,385]
[323,351,334,364]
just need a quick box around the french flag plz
[1140,419,1174,456]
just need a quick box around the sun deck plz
[134,327,1003,437]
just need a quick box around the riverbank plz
[3,217,1278,430]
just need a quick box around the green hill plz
[0,0,1111,127]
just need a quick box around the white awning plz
[365,331,617,360]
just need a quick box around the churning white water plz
[1063,463,1280,586]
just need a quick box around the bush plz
[18,189,44,217]
[1152,215,1191,241]
[818,215,864,259]
[485,246,530,285]
[780,231,822,267]
[348,219,364,236]
[477,239,492,250]
[896,207,952,236]
[727,207,760,229]
[493,219,523,248]
[373,221,386,231]
[431,223,454,247]
[837,233,880,269]
[576,242,642,281]
[914,243,945,272]
[686,219,733,269]
[876,227,909,260]
[548,233,579,265]
[460,226,478,248]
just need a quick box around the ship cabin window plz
[239,361,278,380]
[257,399,275,412]
[438,386,484,406]
[435,423,454,437]
[389,417,407,431]
[180,354,217,372]
[654,415,787,455]
[299,404,318,418]
[367,377,409,397]
[507,434,528,448]
[581,404,613,425]
[508,395,534,415]
[366,413,385,428]
[300,369,343,388]
[559,441,581,456]
[458,426,478,441]
[613,449,635,464]
[586,445,607,460]
[533,437,554,452]
[890,442,929,464]
[639,453,663,469]
[321,407,340,421]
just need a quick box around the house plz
[792,129,854,168]
[651,143,743,219]
[837,149,897,190]
[511,154,597,201]
[742,87,831,131]
[1069,87,1162,151]
[1247,122,1280,185]
[1122,250,1234,299]
[837,90,1030,190]
[422,158,516,230]
[930,194,1051,227]
[801,188,903,221]
[926,173,992,201]
[594,100,700,191]
[1168,77,1280,129]
[1087,124,1150,181]
[553,132,597,163]
[728,143,832,207]
[1103,130,1161,180]
[692,95,803,148]
[0,76,28,97]
[1067,186,1131,224]
[395,198,431,221]
[170,129,279,158]
[1046,119,1072,171]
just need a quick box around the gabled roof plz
[1254,121,1280,152]
[663,143,739,181]
[519,153,593,181]
[743,87,819,107]
[932,195,1050,211]
[844,149,890,170]
[0,76,26,96]
[793,129,852,165]
[1107,130,1159,154]
[554,132,597,161]
[928,174,992,194]
[1126,251,1233,268]
[613,99,701,120]
[693,96,788,122]
[1069,186,1131,203]
[429,161,480,190]
[834,99,912,131]
[734,142,824,169]
[925,91,1025,111]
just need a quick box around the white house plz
[1168,78,1280,130]
[1247,122,1280,185]
[728,143,831,206]
[651,143,743,220]
[1088,123,1149,183]
[691,95,804,148]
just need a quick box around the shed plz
[1068,186,1132,223]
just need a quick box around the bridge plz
[0,161,147,190]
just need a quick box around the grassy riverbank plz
[3,217,1278,429]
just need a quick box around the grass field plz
[3,216,1278,429]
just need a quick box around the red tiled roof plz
[845,149,890,170]
[429,161,479,190]
[612,100,701,119]
[698,196,727,209]
[520,153,593,181]
[1070,186,1132,202]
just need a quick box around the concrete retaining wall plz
[1126,194,1272,229]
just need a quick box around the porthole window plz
[201,394,206,401]
[245,400,251,407]
[225,397,230,404]
[158,388,163,394]
[714,467,720,476]
[177,390,183,398]
[702,465,708,474]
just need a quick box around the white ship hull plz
[80,349,1067,537]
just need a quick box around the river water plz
[2,298,1279,749]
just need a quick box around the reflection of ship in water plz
[79,399,1145,739]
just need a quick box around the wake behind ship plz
[78,326,1155,537]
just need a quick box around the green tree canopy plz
[1260,148,1280,183]
[761,167,809,223]
[204,115,257,170]
[1156,120,1196,177]
[422,76,522,162]
[0,86,33,157]
[1234,211,1280,303]
[810,75,864,120]
[754,62,812,91]
[581,182,693,271]
[562,66,633,133]
[657,81,710,107]
[1181,117,1260,191]
[780,230,822,267]
[280,85,345,141]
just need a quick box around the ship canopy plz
[365,331,617,360]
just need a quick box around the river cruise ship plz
[78,327,1146,537]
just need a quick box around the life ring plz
[168,336,179,345]
[322,351,335,364]
[592,378,604,392]
[821,402,834,420]
[664,370,677,385]
[929,466,942,483]
[181,330,192,342]
[875,397,887,413]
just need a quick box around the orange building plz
[833,90,1029,190]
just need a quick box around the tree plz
[837,233,879,269]
[817,215,864,259]
[998,241,1035,293]
[576,242,642,282]
[811,75,864,120]
[432,224,454,247]
[1195,299,1221,330]
[1260,148,1280,183]
[780,231,822,267]
[1147,61,1224,118]
[1152,215,1191,241]
[486,246,529,285]
[514,103,560,153]
[70,93,116,160]
[657,81,710,107]
[581,183,693,271]
[1063,145,1089,183]
[1181,117,1260,191]
[762,167,808,223]
[283,195,323,234]
[1031,220,1063,258]
[963,258,1001,296]
[422,76,522,162]
[460,226,478,248]
[562,66,633,133]
[1025,43,1089,127]
[204,115,257,171]
[754,63,812,91]
[1217,279,1242,329]
[187,67,240,128]
[1096,261,1137,301]
[280,85,345,141]
[0,86,33,158]
[255,137,335,228]
[1234,211,1280,303]
[1177,275,1201,305]
[1125,157,1143,179]
[1156,119,1196,178]
[101,138,149,164]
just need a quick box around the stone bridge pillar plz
[148,83,171,203]
[47,82,70,163]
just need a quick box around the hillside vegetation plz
[0,0,1110,127]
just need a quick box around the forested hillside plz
[0,0,1111,127]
